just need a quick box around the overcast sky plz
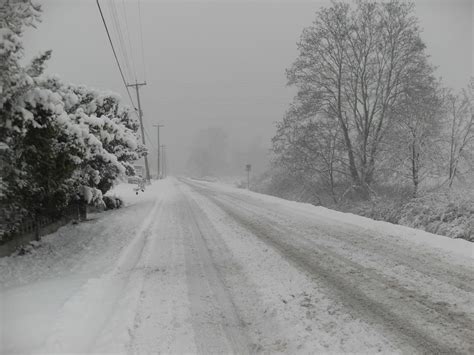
[23,0,473,174]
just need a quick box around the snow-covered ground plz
[1,177,473,353]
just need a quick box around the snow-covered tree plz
[444,79,474,187]
[1,0,41,137]
[286,0,433,196]
[272,95,345,203]
[69,86,145,193]
[1,1,145,239]
[0,0,41,104]
[1,0,46,235]
[33,78,147,204]
[387,60,444,196]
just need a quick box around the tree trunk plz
[448,164,457,188]
[74,200,87,221]
[34,214,40,241]
[339,122,360,186]
[78,200,87,221]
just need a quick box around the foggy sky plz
[23,0,473,175]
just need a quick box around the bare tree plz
[445,80,474,187]
[389,60,443,196]
[286,0,432,196]
[272,96,345,203]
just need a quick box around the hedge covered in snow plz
[0,1,145,241]
[349,190,474,241]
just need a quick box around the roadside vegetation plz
[260,0,473,241]
[0,2,144,242]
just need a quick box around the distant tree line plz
[186,127,268,178]
[272,0,473,202]
[0,1,145,240]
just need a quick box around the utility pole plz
[153,124,164,179]
[160,145,166,177]
[127,81,150,181]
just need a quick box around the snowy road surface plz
[1,178,473,354]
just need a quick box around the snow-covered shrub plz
[42,78,146,196]
[253,167,327,205]
[102,195,124,210]
[235,180,247,189]
[0,1,69,237]
[0,2,144,240]
[255,165,474,241]
[397,190,474,241]
[79,186,104,207]
[345,188,473,241]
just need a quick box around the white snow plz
[0,181,168,353]
[191,178,474,260]
[1,178,472,354]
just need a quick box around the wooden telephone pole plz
[153,124,164,178]
[127,81,150,181]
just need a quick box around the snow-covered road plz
[1,177,473,354]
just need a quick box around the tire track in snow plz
[40,197,163,353]
[130,180,289,354]
[183,179,474,354]
[188,180,473,293]
[92,199,168,353]
[126,194,198,354]
[177,185,252,354]
[212,199,471,354]
[208,190,474,315]
[184,183,399,353]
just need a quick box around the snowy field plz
[1,177,473,353]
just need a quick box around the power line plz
[96,0,136,109]
[98,0,152,172]
[108,0,134,82]
[143,127,156,149]
[106,1,127,80]
[121,0,138,82]
[137,0,147,81]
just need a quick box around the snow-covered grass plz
[344,187,474,242]
[253,170,474,242]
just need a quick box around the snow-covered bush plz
[43,78,146,196]
[343,188,474,241]
[0,2,144,240]
[1,0,50,239]
[397,190,474,241]
[102,195,124,210]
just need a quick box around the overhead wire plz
[143,128,156,150]
[137,0,147,81]
[121,0,138,82]
[107,0,157,177]
[99,0,152,159]
[106,1,128,79]
[108,0,134,82]
[96,0,136,109]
